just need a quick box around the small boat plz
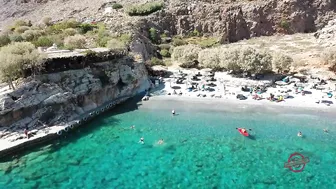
[237,128,249,137]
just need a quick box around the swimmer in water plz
[297,132,302,137]
[130,125,135,129]
[158,139,164,145]
[172,109,175,115]
[323,128,329,133]
[139,137,144,144]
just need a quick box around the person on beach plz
[297,132,303,137]
[158,139,164,145]
[172,109,175,115]
[139,137,144,144]
[24,126,29,139]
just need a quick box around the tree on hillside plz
[272,53,293,73]
[0,42,46,89]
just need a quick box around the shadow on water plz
[0,95,144,162]
[247,135,256,140]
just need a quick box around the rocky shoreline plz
[0,95,131,159]
[0,54,151,158]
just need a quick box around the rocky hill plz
[1,0,336,43]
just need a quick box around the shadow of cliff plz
[0,94,145,162]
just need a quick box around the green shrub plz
[159,44,170,50]
[21,30,43,41]
[280,19,290,30]
[63,28,77,36]
[149,27,159,43]
[119,33,132,44]
[112,3,123,9]
[42,17,52,26]
[51,19,80,31]
[148,57,164,66]
[33,36,54,47]
[9,33,24,42]
[198,48,220,70]
[0,42,46,86]
[197,37,219,48]
[126,2,164,16]
[49,34,65,48]
[322,48,336,72]
[82,49,97,56]
[14,20,29,27]
[198,46,273,74]
[160,49,170,57]
[0,34,11,47]
[172,44,201,67]
[272,53,293,73]
[78,23,97,34]
[64,34,87,49]
[106,38,126,50]
[172,37,187,46]
[97,36,111,47]
[14,26,30,34]
[190,29,200,37]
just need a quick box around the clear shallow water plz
[1,98,336,189]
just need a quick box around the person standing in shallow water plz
[24,126,29,139]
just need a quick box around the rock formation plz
[314,19,336,47]
[0,55,150,140]
[1,0,336,43]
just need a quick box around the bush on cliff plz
[112,3,123,9]
[0,34,11,47]
[0,42,46,89]
[64,34,87,49]
[33,36,54,47]
[160,49,170,57]
[21,30,44,41]
[126,2,164,16]
[14,26,31,34]
[63,28,77,36]
[172,44,201,68]
[106,38,126,50]
[148,57,164,66]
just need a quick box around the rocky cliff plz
[1,0,336,43]
[0,55,150,137]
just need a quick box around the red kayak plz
[237,128,249,137]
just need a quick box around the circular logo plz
[284,152,310,173]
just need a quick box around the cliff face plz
[147,0,336,42]
[0,57,150,133]
[1,0,335,44]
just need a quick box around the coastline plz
[144,95,336,116]
[0,95,131,159]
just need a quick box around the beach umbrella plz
[315,85,326,90]
[290,78,301,83]
[275,81,288,86]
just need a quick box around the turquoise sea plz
[1,97,336,189]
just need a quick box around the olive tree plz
[0,42,46,89]
[272,53,293,73]
[172,44,201,68]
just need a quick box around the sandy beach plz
[148,68,336,112]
